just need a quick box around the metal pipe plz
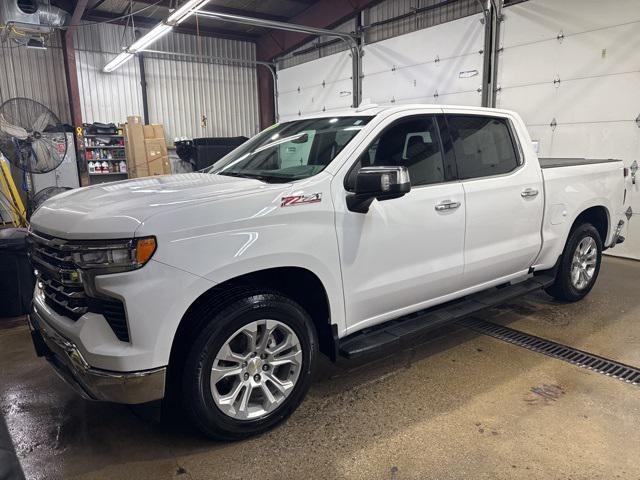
[138,52,150,124]
[197,10,362,108]
[140,48,279,121]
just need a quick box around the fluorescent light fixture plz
[129,23,173,53]
[103,51,134,73]
[167,0,211,25]
[103,0,207,72]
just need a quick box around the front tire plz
[181,291,317,440]
[546,223,602,302]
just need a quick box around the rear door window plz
[446,115,520,180]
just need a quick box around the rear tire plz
[545,223,602,302]
[181,291,317,440]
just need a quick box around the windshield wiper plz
[218,171,267,182]
[218,171,291,183]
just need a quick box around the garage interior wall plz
[496,0,640,260]
[74,22,260,142]
[0,32,71,124]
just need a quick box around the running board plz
[338,275,555,359]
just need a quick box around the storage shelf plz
[84,134,123,138]
[87,158,127,161]
[89,172,128,176]
[84,146,125,149]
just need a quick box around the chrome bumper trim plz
[28,307,165,404]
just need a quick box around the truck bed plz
[539,158,622,169]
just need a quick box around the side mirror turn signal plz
[346,166,411,213]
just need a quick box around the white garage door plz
[362,13,484,107]
[496,0,640,259]
[277,51,354,122]
[276,13,485,122]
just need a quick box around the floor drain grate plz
[459,318,640,386]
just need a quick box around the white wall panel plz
[75,23,259,141]
[146,32,259,141]
[498,0,640,259]
[277,51,353,121]
[0,32,70,123]
[74,22,144,125]
[362,13,484,106]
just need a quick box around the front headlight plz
[71,236,157,272]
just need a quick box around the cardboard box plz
[143,125,156,139]
[147,156,171,176]
[147,156,164,176]
[127,115,142,125]
[162,155,171,174]
[135,163,149,178]
[151,124,165,139]
[144,138,168,163]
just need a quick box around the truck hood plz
[30,173,286,239]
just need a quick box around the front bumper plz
[28,306,166,404]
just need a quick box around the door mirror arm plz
[346,166,411,213]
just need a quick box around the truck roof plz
[286,103,517,122]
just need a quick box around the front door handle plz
[521,187,539,198]
[435,200,461,211]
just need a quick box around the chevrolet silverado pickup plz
[27,105,636,440]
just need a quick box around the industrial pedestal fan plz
[0,97,70,218]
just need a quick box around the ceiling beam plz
[61,0,89,185]
[124,0,291,22]
[255,0,382,61]
[82,11,259,42]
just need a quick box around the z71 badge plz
[281,193,322,207]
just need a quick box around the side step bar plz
[338,275,555,359]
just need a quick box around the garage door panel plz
[496,84,560,126]
[278,51,351,92]
[502,0,640,49]
[364,14,483,74]
[553,73,640,124]
[541,122,639,161]
[364,53,482,106]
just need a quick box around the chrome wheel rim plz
[210,319,302,420]
[571,236,597,290]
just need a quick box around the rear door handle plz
[521,188,539,198]
[435,200,461,211]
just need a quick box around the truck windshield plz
[208,116,373,183]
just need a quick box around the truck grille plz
[28,231,130,342]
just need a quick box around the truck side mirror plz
[346,166,411,213]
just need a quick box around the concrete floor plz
[1,256,639,480]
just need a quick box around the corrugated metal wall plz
[74,22,259,142]
[364,0,481,43]
[146,32,260,141]
[0,32,70,123]
[74,22,145,126]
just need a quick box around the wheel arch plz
[166,267,336,400]
[569,205,610,247]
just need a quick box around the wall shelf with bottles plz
[79,127,129,184]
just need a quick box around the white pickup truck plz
[27,105,635,440]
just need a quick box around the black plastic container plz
[0,228,35,317]
[176,137,248,171]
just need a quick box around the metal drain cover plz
[459,318,640,386]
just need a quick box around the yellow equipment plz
[0,155,27,227]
